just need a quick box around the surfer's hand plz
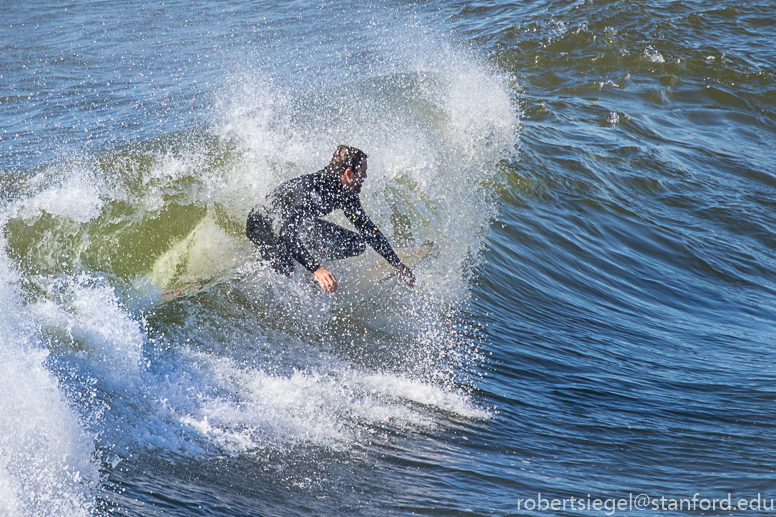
[314,266,338,293]
[395,263,415,288]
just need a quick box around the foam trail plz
[172,350,489,454]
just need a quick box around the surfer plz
[246,145,416,293]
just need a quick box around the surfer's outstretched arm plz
[342,197,415,287]
[344,200,416,288]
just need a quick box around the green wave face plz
[5,130,252,294]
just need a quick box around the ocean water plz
[1,0,775,515]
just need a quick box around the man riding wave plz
[246,145,415,293]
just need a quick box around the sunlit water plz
[2,0,775,515]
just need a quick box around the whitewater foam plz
[32,274,145,379]
[12,165,103,224]
[0,242,99,517]
[170,350,488,454]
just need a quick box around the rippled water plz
[2,0,775,515]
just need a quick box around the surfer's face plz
[342,159,368,193]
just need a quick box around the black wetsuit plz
[246,169,401,275]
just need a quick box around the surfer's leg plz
[246,208,276,259]
[302,218,366,260]
[247,208,294,275]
